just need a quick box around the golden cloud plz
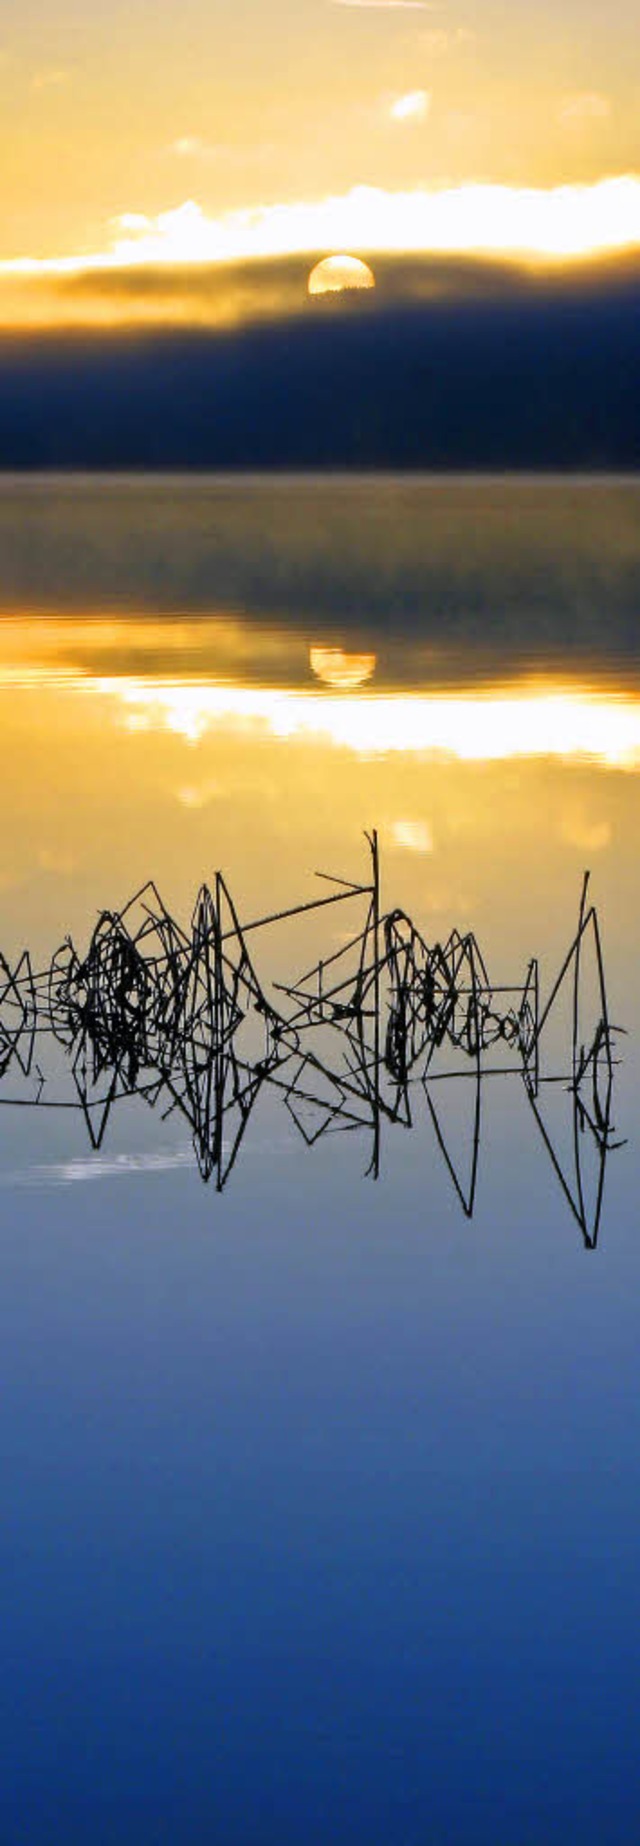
[2,177,639,290]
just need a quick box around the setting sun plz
[308,255,376,296]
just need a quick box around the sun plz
[308,254,376,297]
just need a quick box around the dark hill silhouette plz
[0,263,638,468]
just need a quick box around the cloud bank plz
[0,244,638,331]
[2,176,639,292]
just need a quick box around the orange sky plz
[0,0,638,316]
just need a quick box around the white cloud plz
[100,177,640,264]
[84,680,640,767]
[389,88,431,121]
[390,819,434,853]
[559,91,611,125]
[4,176,640,274]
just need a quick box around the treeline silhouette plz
[1,283,638,468]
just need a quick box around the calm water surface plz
[1,476,639,1844]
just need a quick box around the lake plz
[1,474,639,1844]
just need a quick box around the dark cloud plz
[56,256,308,324]
[1,247,639,331]
[0,250,637,468]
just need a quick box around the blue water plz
[0,476,638,1844]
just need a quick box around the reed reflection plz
[0,836,622,1247]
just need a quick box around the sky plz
[0,0,639,303]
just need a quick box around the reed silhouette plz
[0,837,623,1244]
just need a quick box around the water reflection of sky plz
[1,482,639,1845]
